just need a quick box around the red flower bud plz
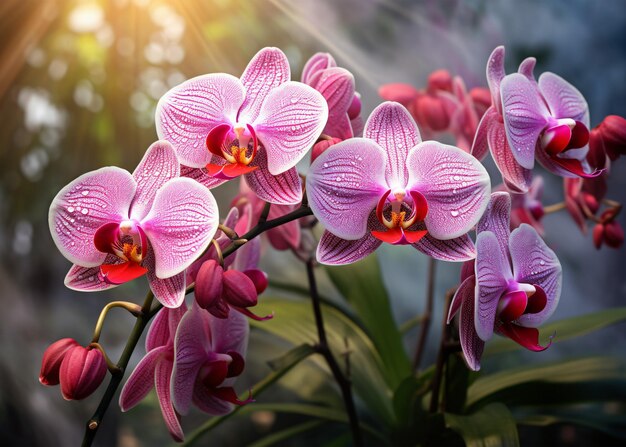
[604,221,625,249]
[222,270,258,308]
[427,69,453,93]
[311,137,342,163]
[39,338,79,386]
[598,115,626,161]
[59,345,107,400]
[195,260,224,311]
[347,94,362,120]
[469,87,492,118]
[413,94,450,132]
[378,83,419,106]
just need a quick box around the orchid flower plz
[471,46,536,193]
[120,306,187,441]
[448,192,562,370]
[49,141,219,308]
[156,47,328,205]
[499,49,601,180]
[187,206,271,321]
[306,101,491,265]
[498,176,545,235]
[171,302,252,418]
[302,52,363,139]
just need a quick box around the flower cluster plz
[42,44,624,442]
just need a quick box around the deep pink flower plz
[156,47,328,205]
[448,192,562,370]
[307,101,490,265]
[499,50,601,180]
[120,305,187,441]
[49,141,219,308]
[59,345,107,401]
[39,338,80,386]
[302,52,363,139]
[171,303,252,419]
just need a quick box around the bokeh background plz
[1,0,625,445]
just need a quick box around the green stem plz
[412,258,437,371]
[91,301,143,343]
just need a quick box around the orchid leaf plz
[182,343,315,446]
[445,403,520,447]
[485,307,626,355]
[250,297,396,426]
[467,357,626,410]
[325,253,411,388]
[519,407,626,440]
[248,420,325,447]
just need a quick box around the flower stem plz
[543,201,566,214]
[412,257,437,371]
[258,201,272,224]
[429,288,455,413]
[82,290,154,447]
[91,301,143,343]
[305,259,363,447]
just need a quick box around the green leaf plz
[251,297,396,426]
[248,420,325,447]
[325,253,411,388]
[486,307,626,356]
[467,357,626,410]
[182,344,315,446]
[519,408,626,440]
[445,403,520,447]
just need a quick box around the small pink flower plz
[49,141,219,308]
[120,306,187,441]
[307,101,490,265]
[448,193,561,371]
[59,345,107,401]
[156,47,328,205]
[497,177,545,235]
[39,338,79,386]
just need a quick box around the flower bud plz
[39,338,79,386]
[598,115,626,161]
[347,93,362,120]
[59,345,107,400]
[378,83,419,106]
[195,260,224,311]
[427,69,453,93]
[413,94,450,132]
[222,270,258,308]
[470,87,491,118]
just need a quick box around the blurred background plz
[0,0,625,445]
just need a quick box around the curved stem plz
[305,259,363,447]
[82,291,154,446]
[543,201,566,214]
[412,257,437,371]
[91,301,143,343]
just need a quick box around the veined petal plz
[238,47,290,123]
[364,101,422,190]
[470,106,495,161]
[477,192,512,261]
[49,167,135,267]
[458,276,485,371]
[254,81,328,175]
[509,224,562,327]
[406,141,491,240]
[64,260,118,292]
[156,73,245,168]
[497,323,552,352]
[181,165,228,190]
[486,46,506,114]
[148,266,186,308]
[317,227,382,266]
[244,148,302,205]
[517,57,537,82]
[475,231,513,341]
[315,67,355,139]
[154,359,184,442]
[413,229,476,262]
[501,73,550,169]
[119,346,167,411]
[172,306,209,415]
[488,119,532,193]
[208,311,249,357]
[130,141,181,221]
[146,307,170,351]
[307,138,388,240]
[142,178,219,279]
[538,72,589,126]
[192,381,234,415]
[302,52,336,86]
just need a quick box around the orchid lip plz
[205,123,259,179]
[372,189,429,244]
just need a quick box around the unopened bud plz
[39,338,79,386]
[59,345,107,400]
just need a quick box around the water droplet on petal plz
[450,210,459,217]
[290,97,299,104]
[81,190,89,196]
[81,208,89,215]
[67,206,75,213]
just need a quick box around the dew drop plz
[81,190,89,196]
[81,208,89,215]
[450,210,459,217]
[539,260,545,266]
[67,206,75,213]
[290,97,299,104]
[153,171,161,176]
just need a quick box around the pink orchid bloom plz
[187,206,271,321]
[49,141,219,308]
[171,302,252,419]
[471,46,537,193]
[120,305,187,441]
[498,48,602,181]
[307,101,491,265]
[448,192,562,371]
[302,52,363,139]
[232,176,301,251]
[496,177,545,235]
[156,47,328,206]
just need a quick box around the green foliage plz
[445,403,520,447]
